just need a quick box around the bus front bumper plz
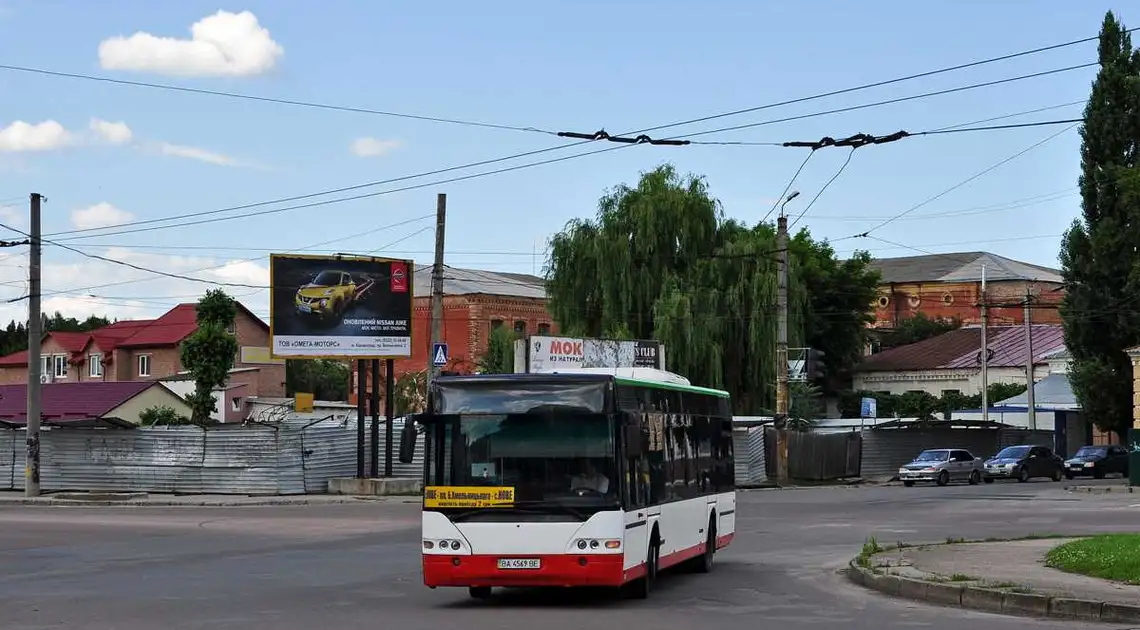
[423,553,635,588]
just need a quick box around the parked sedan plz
[898,448,984,487]
[983,445,1064,483]
[1064,445,1131,479]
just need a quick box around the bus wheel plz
[468,586,491,599]
[626,540,658,599]
[694,520,716,573]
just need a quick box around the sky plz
[0,1,1135,328]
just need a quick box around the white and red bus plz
[398,371,736,599]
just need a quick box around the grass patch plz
[1045,534,1140,585]
[856,536,884,568]
[948,573,975,582]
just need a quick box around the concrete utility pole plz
[426,193,446,392]
[774,191,798,487]
[1024,286,1036,431]
[980,265,989,425]
[25,193,42,497]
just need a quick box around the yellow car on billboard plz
[294,270,358,321]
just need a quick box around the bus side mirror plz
[398,416,419,464]
[624,424,644,457]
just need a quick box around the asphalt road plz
[1,480,1136,630]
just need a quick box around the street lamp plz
[779,190,800,217]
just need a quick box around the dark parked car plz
[983,445,1063,483]
[1064,445,1131,479]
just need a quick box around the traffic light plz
[805,348,826,382]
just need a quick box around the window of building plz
[513,320,527,338]
[40,356,50,378]
[53,354,68,379]
[89,353,103,378]
[940,389,960,397]
[537,323,551,335]
[231,397,242,412]
[490,319,504,332]
[138,354,152,377]
[226,321,236,335]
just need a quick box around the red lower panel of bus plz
[424,534,734,588]
[424,553,628,587]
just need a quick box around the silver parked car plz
[898,448,984,487]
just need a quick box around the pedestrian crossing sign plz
[432,342,449,367]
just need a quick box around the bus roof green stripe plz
[613,376,731,398]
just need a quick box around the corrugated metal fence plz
[732,426,767,486]
[0,418,425,495]
[861,427,1056,480]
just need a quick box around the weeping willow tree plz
[546,164,814,413]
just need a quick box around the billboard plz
[269,253,414,359]
[518,335,665,373]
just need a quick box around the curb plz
[0,496,422,507]
[846,559,1140,624]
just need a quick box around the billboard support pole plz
[370,358,380,477]
[427,194,446,389]
[356,359,366,478]
[384,358,395,476]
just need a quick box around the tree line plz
[545,163,880,415]
[0,312,113,356]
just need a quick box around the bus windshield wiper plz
[448,506,550,522]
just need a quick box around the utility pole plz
[384,358,394,477]
[356,360,366,478]
[426,193,446,392]
[773,191,798,487]
[980,265,989,425]
[25,193,42,497]
[1024,286,1036,432]
[369,358,380,477]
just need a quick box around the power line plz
[842,122,1079,239]
[915,118,1084,136]
[788,148,858,230]
[927,100,1086,132]
[808,187,1077,221]
[0,63,559,136]
[667,63,1094,142]
[48,142,632,242]
[761,153,815,224]
[45,34,1113,242]
[30,215,434,301]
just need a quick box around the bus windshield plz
[426,412,618,511]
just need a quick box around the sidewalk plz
[0,491,422,507]
[851,538,1140,623]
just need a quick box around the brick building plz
[866,252,1064,329]
[0,303,285,401]
[349,264,554,405]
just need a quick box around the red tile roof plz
[0,301,269,366]
[857,324,1067,372]
[117,304,199,348]
[0,381,154,424]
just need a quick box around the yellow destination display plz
[423,486,515,508]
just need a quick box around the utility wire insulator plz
[557,129,690,146]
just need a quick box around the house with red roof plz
[0,381,193,427]
[853,324,1066,398]
[0,302,285,405]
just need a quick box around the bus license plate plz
[497,558,541,570]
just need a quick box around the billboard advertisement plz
[520,335,664,373]
[269,254,414,358]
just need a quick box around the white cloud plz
[98,10,284,77]
[0,247,271,327]
[157,142,256,168]
[0,120,72,152]
[71,202,135,230]
[350,137,403,158]
[89,118,133,145]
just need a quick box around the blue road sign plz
[432,342,449,367]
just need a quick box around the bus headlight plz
[573,538,621,551]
